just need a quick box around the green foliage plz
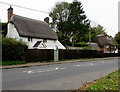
[77,24,108,43]
[49,1,110,46]
[83,46,92,50]
[0,61,26,66]
[74,42,87,47]
[49,2,71,45]
[87,69,119,91]
[46,60,55,62]
[68,0,90,46]
[1,22,7,37]
[2,38,28,61]
[90,24,108,40]
[114,32,120,51]
[49,0,90,46]
[114,32,120,45]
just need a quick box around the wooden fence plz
[59,50,103,60]
[24,49,54,62]
[24,49,119,62]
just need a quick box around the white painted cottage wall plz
[6,23,65,49]
[6,23,20,40]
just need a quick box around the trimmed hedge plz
[74,42,87,47]
[2,38,28,61]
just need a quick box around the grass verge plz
[74,69,119,91]
[0,61,26,66]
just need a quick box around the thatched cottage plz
[6,6,65,49]
[92,34,116,53]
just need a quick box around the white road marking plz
[23,67,66,74]
[60,68,66,70]
[90,63,94,65]
[28,70,32,74]
[56,67,59,70]
[73,64,80,67]
[100,62,104,63]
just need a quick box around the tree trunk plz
[72,38,75,47]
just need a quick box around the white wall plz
[6,23,66,49]
[6,23,20,40]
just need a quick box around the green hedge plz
[74,42,87,47]
[2,38,28,61]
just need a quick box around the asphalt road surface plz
[2,57,118,90]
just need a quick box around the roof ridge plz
[10,14,58,40]
[13,14,46,24]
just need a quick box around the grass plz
[46,60,55,62]
[0,61,26,66]
[77,69,119,91]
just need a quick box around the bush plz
[2,38,28,61]
[83,46,92,50]
[74,42,87,47]
[0,61,26,66]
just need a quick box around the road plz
[2,57,118,90]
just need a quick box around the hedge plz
[2,38,28,61]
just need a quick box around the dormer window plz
[33,41,42,47]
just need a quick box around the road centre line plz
[23,67,67,74]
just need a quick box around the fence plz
[24,49,54,62]
[24,49,119,62]
[59,50,103,60]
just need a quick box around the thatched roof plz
[106,37,116,46]
[88,42,101,51]
[92,34,115,47]
[10,15,58,40]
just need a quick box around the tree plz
[92,25,107,36]
[0,22,7,37]
[114,32,120,44]
[49,2,71,45]
[114,32,120,49]
[68,0,90,46]
[49,0,90,46]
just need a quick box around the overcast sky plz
[0,0,119,37]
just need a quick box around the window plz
[28,37,32,42]
[42,43,47,48]
[33,41,42,47]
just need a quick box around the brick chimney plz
[44,17,49,24]
[7,6,13,23]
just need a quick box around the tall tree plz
[114,32,120,49]
[68,0,90,46]
[49,2,71,45]
[78,24,108,42]
[49,0,90,46]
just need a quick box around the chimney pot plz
[44,17,49,24]
[8,6,13,23]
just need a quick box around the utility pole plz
[89,20,91,46]
[89,28,91,46]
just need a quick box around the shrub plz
[2,38,28,61]
[83,46,92,50]
[74,42,87,47]
[0,61,26,66]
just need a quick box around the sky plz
[0,0,119,37]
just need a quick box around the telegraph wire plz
[0,1,49,14]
